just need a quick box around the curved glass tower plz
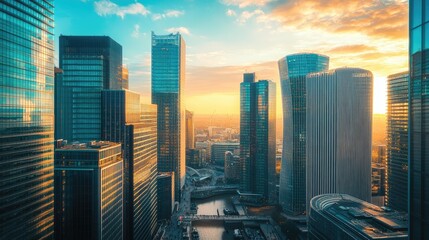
[278,53,329,216]
[0,1,55,238]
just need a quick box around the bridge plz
[183,215,270,223]
[191,185,239,199]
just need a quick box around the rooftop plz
[311,194,408,239]
[57,141,120,151]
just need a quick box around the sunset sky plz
[56,0,408,116]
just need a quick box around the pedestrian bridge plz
[191,185,239,199]
[183,215,270,223]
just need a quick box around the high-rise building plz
[385,72,408,212]
[225,151,240,183]
[409,1,429,235]
[186,110,195,150]
[54,141,123,240]
[240,73,276,202]
[278,53,329,216]
[151,32,186,201]
[57,36,123,143]
[55,67,65,140]
[0,1,55,238]
[101,90,158,240]
[306,68,373,212]
[157,172,175,221]
[309,194,408,240]
[186,149,201,168]
[211,142,240,166]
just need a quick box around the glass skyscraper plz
[0,1,55,238]
[240,73,277,202]
[54,141,123,240]
[57,36,123,143]
[409,0,429,237]
[101,90,158,240]
[386,72,408,212]
[151,32,186,201]
[277,53,329,216]
[306,67,373,214]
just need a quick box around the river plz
[192,194,236,240]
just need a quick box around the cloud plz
[94,0,149,19]
[221,0,277,8]
[270,0,408,40]
[237,9,264,23]
[226,9,237,16]
[326,44,377,54]
[167,27,191,35]
[132,24,140,38]
[152,10,185,20]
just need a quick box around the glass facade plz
[386,72,408,212]
[101,91,158,240]
[240,74,277,202]
[151,32,186,201]
[409,0,429,237]
[57,36,123,143]
[54,142,123,240]
[186,110,194,150]
[277,53,329,215]
[0,1,55,239]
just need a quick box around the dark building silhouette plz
[57,36,123,143]
[240,73,276,202]
[54,141,123,240]
[157,172,175,221]
[101,90,158,240]
[409,1,429,236]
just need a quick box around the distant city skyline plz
[55,0,408,116]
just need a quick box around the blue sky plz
[55,0,408,115]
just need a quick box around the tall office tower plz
[306,68,373,212]
[224,151,240,183]
[57,36,123,143]
[386,72,408,212]
[0,2,55,238]
[409,1,429,236]
[308,194,408,240]
[122,65,129,89]
[151,32,186,201]
[186,110,195,150]
[211,142,240,166]
[240,73,277,202]
[101,90,158,240]
[278,53,329,216]
[54,141,123,240]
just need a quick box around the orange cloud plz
[271,0,408,40]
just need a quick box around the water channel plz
[192,194,236,240]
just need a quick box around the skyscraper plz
[57,36,123,143]
[386,72,408,212]
[101,90,158,240]
[278,53,329,216]
[151,32,186,201]
[306,68,373,212]
[0,1,55,238]
[240,73,276,202]
[211,142,240,166]
[409,1,429,237]
[54,141,123,240]
[186,110,195,150]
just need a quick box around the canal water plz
[192,194,236,240]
